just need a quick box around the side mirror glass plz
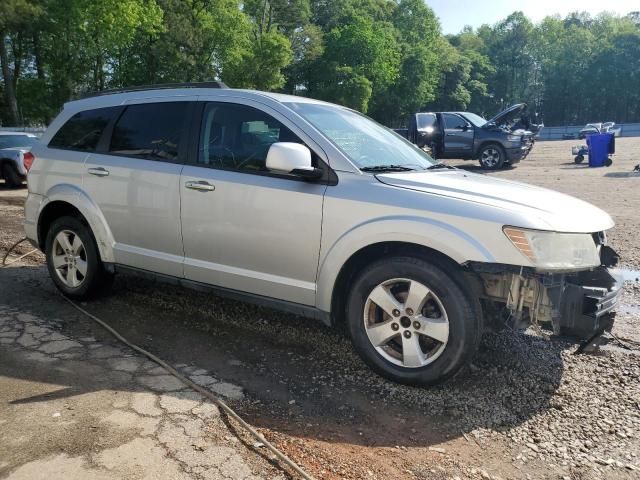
[266,142,322,180]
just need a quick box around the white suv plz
[24,83,623,385]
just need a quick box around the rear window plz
[109,102,188,162]
[49,107,119,151]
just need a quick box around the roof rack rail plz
[79,81,228,99]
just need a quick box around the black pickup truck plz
[394,104,542,170]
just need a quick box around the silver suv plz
[24,83,623,385]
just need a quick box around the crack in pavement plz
[0,303,280,480]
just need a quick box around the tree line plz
[1,0,639,128]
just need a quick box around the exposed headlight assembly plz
[503,227,601,270]
[506,134,522,142]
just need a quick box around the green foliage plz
[1,1,640,127]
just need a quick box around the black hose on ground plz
[1,237,38,267]
[1,237,316,480]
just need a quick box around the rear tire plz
[478,144,506,170]
[346,256,481,385]
[575,155,584,164]
[45,216,112,299]
[2,164,23,188]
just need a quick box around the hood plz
[376,170,614,233]
[485,103,527,127]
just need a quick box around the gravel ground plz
[1,138,640,479]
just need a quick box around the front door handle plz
[88,167,109,177]
[185,180,215,192]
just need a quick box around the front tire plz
[478,144,506,170]
[346,256,481,385]
[45,216,111,299]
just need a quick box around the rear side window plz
[49,107,119,151]
[109,102,188,162]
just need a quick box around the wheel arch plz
[317,216,495,326]
[476,140,505,158]
[329,241,470,327]
[36,185,115,262]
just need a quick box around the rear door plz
[442,113,474,158]
[179,99,327,305]
[83,100,193,277]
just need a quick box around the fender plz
[38,183,116,262]
[315,215,496,312]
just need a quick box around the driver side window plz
[442,113,467,130]
[198,103,302,172]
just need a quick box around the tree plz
[427,39,472,111]
[0,0,43,125]
[308,16,399,114]
[222,0,294,90]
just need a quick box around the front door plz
[83,100,192,277]
[441,113,474,158]
[180,100,327,306]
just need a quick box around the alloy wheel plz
[481,148,501,167]
[51,230,88,288]
[363,278,449,368]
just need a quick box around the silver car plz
[23,83,623,385]
[0,132,38,187]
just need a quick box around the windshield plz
[286,102,436,171]
[461,113,487,128]
[0,135,37,149]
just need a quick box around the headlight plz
[503,227,600,270]
[506,134,521,142]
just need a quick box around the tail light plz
[23,152,34,171]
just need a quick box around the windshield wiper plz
[360,165,416,173]
[426,162,456,170]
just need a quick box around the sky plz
[427,0,639,34]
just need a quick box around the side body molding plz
[38,184,117,262]
[315,216,496,313]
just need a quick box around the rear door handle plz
[88,167,109,177]
[185,180,215,192]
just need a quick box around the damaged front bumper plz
[554,268,622,338]
[471,261,624,340]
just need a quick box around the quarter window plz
[109,102,188,162]
[198,103,302,172]
[49,107,119,151]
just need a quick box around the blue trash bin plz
[587,133,614,167]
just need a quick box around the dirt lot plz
[1,138,639,480]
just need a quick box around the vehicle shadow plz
[604,171,640,178]
[0,265,566,450]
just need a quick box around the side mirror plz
[266,142,322,180]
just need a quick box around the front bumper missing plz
[474,265,624,340]
[557,268,623,338]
